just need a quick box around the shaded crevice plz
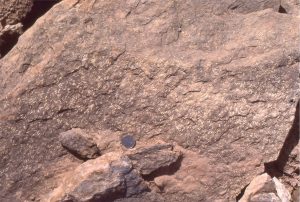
[264,101,299,177]
[22,0,59,30]
[0,31,20,57]
[0,0,59,58]
[57,108,76,115]
[278,5,287,13]
[229,5,239,10]
[236,183,249,201]
[89,189,126,202]
[141,155,183,182]
[61,144,99,161]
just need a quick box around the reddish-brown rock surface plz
[0,0,299,201]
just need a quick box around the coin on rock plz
[121,135,136,149]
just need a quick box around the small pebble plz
[121,134,136,149]
[29,195,36,201]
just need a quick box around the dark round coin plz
[121,135,136,149]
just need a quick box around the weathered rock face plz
[0,0,299,201]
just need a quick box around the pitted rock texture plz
[0,0,299,201]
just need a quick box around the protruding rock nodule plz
[59,128,100,160]
[127,143,182,175]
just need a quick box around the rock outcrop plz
[48,152,148,202]
[239,173,291,202]
[48,141,182,202]
[0,0,299,201]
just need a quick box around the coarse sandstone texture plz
[0,0,299,201]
